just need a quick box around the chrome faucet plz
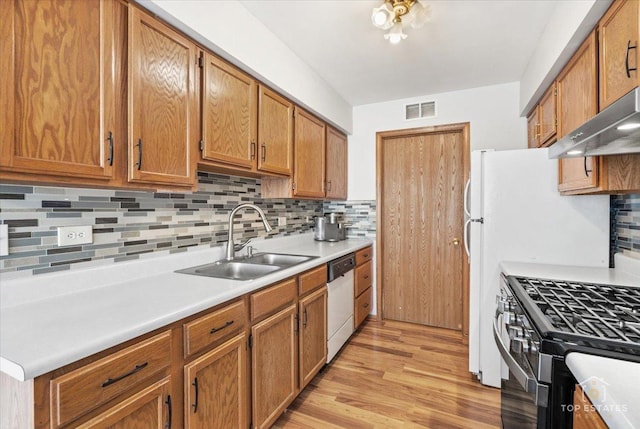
[225,203,273,260]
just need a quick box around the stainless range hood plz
[549,87,640,158]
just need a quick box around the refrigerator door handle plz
[463,218,471,260]
[463,179,471,218]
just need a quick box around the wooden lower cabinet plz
[354,246,373,330]
[184,333,248,429]
[76,377,172,429]
[573,385,607,429]
[299,286,327,389]
[251,304,298,429]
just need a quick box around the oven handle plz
[493,313,538,393]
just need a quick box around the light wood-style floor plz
[274,319,501,428]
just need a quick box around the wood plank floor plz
[273,319,501,428]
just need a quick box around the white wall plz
[519,0,611,115]
[138,0,353,133]
[348,81,526,201]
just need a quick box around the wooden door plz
[299,287,327,390]
[184,334,248,429]
[129,7,197,187]
[378,124,469,330]
[557,31,600,193]
[527,108,540,148]
[325,127,348,200]
[293,107,326,198]
[0,0,119,180]
[258,85,293,176]
[251,304,297,429]
[538,83,557,146]
[201,53,257,170]
[599,0,639,110]
[77,378,171,429]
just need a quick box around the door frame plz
[375,123,471,340]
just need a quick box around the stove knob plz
[529,340,539,353]
[511,337,529,354]
[508,325,524,339]
[503,311,515,325]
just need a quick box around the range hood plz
[549,87,640,158]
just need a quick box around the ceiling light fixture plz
[372,0,430,44]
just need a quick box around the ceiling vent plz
[405,101,436,120]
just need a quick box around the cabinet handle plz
[364,303,369,309]
[101,362,148,387]
[364,275,370,280]
[165,395,172,429]
[250,142,256,160]
[626,40,637,78]
[192,377,199,413]
[135,138,142,170]
[363,253,369,258]
[583,157,592,178]
[303,308,308,328]
[210,320,234,334]
[327,180,332,191]
[107,131,114,166]
[261,143,266,162]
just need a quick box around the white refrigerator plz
[465,148,610,388]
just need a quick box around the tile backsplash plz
[611,194,640,262]
[0,173,322,275]
[322,200,376,238]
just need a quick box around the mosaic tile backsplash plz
[0,173,323,275]
[611,194,640,261]
[322,200,377,239]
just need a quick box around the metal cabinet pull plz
[583,157,592,177]
[192,377,199,413]
[626,40,637,78]
[327,180,332,191]
[101,362,148,387]
[303,308,308,328]
[364,303,369,309]
[250,142,256,160]
[136,138,143,170]
[107,131,114,166]
[210,320,234,334]
[165,395,172,429]
[261,143,266,162]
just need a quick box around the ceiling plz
[239,0,560,106]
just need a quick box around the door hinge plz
[198,52,204,68]
[249,423,253,429]
[248,334,253,348]
[292,182,296,190]
[554,87,557,96]
[199,140,204,152]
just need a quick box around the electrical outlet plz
[57,225,93,247]
[278,216,287,226]
[0,224,8,256]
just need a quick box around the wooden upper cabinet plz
[0,0,121,180]
[258,85,294,176]
[128,7,197,187]
[325,127,348,200]
[527,108,540,148]
[201,53,257,171]
[557,31,600,193]
[293,107,326,198]
[538,83,557,146]
[599,0,640,110]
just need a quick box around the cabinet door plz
[129,7,197,186]
[251,303,297,429]
[538,83,557,145]
[258,85,293,175]
[293,107,326,198]
[0,0,119,180]
[184,334,248,429]
[557,31,599,193]
[299,287,327,390]
[201,53,257,170]
[599,0,640,110]
[527,108,540,148]
[77,377,172,429]
[325,127,348,200]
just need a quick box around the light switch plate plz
[57,225,93,247]
[0,224,8,256]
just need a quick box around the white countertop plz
[0,233,372,381]
[566,353,640,429]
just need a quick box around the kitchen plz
[1,0,640,428]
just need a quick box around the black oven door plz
[494,313,549,428]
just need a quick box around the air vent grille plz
[405,101,436,120]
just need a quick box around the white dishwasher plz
[326,253,355,363]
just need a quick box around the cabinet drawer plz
[184,300,246,358]
[299,265,327,296]
[355,260,372,297]
[355,246,372,265]
[251,278,297,321]
[51,331,171,427]
[355,287,372,329]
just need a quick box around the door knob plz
[451,238,460,246]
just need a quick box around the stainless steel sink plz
[175,253,317,281]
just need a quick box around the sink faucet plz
[225,203,273,260]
